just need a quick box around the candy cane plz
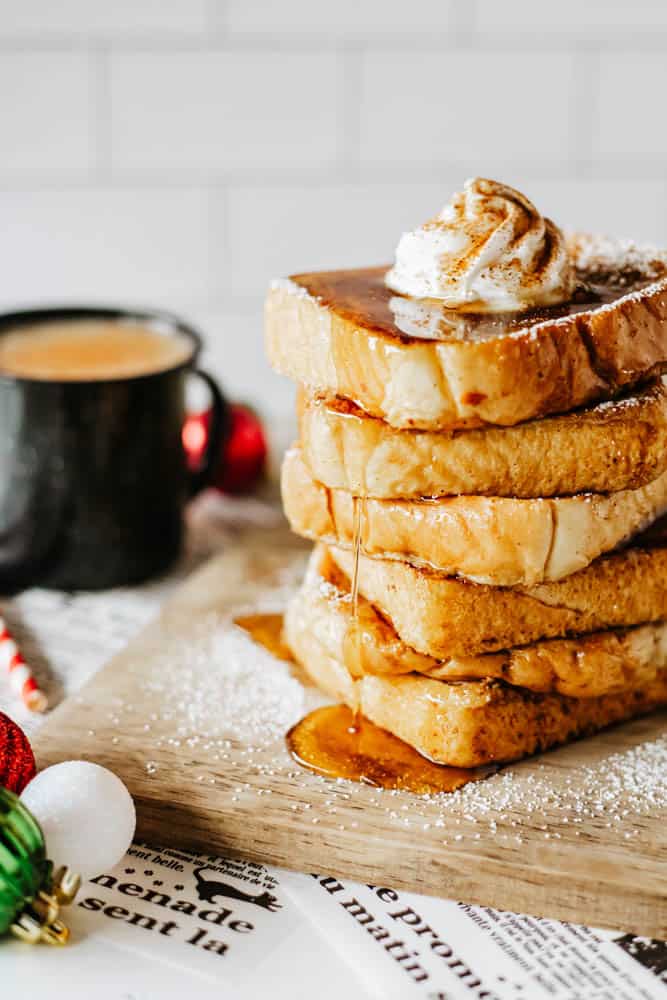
[0,615,47,713]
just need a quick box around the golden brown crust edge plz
[360,673,667,768]
[297,545,667,699]
[328,534,667,659]
[284,589,667,767]
[266,272,667,431]
[282,446,667,586]
[298,382,667,499]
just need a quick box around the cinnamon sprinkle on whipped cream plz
[385,178,575,313]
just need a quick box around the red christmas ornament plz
[217,404,268,494]
[0,712,36,794]
[183,403,267,495]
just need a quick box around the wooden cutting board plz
[33,523,667,937]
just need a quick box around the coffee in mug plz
[0,319,193,381]
[0,307,227,591]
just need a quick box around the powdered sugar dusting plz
[269,277,313,300]
[145,618,304,747]
[65,529,665,862]
[572,232,667,285]
[317,725,667,850]
[449,734,667,820]
[591,383,664,415]
[142,597,667,841]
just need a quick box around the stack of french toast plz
[266,178,667,768]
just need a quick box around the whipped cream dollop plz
[385,178,575,312]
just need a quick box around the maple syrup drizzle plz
[291,267,642,344]
[232,612,314,688]
[348,496,366,719]
[286,705,491,795]
[234,614,491,795]
[350,495,363,618]
[233,613,293,662]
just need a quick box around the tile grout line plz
[453,0,477,45]
[2,35,667,52]
[2,162,667,191]
[206,0,228,40]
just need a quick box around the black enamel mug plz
[0,307,227,592]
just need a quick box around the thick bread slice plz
[283,446,667,586]
[296,546,667,698]
[298,381,667,499]
[329,522,667,657]
[266,235,667,430]
[284,589,667,767]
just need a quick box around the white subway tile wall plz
[358,51,577,165]
[475,0,667,36]
[0,53,95,171]
[109,51,340,171]
[226,181,453,297]
[0,0,666,419]
[0,0,209,37]
[594,54,667,160]
[225,0,458,37]
[0,189,212,303]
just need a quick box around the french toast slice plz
[283,446,667,586]
[284,582,667,767]
[298,380,667,500]
[295,546,667,699]
[266,235,667,431]
[327,517,667,658]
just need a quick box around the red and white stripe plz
[0,615,47,713]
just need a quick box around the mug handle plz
[186,369,229,496]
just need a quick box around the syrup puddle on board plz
[234,612,492,795]
[233,613,292,661]
[286,704,492,795]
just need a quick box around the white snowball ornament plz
[21,761,136,880]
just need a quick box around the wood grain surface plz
[32,523,667,937]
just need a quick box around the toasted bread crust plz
[298,382,667,499]
[296,546,667,698]
[283,447,667,586]
[327,527,667,658]
[284,589,667,767]
[358,672,667,768]
[266,238,667,430]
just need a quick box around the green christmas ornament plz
[0,713,135,947]
[0,787,80,945]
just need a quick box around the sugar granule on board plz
[146,620,304,746]
[420,733,667,829]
